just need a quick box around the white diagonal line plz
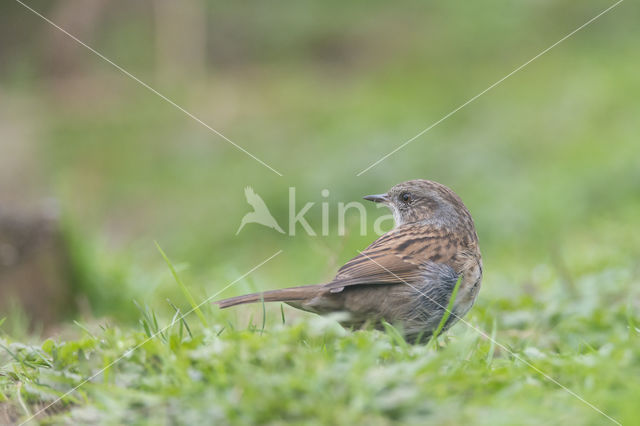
[18,250,283,425]
[14,0,283,177]
[356,0,624,176]
[357,250,621,425]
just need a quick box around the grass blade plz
[73,321,97,340]
[486,317,497,365]
[155,241,207,326]
[260,297,266,335]
[381,320,409,352]
[167,299,193,339]
[429,275,463,348]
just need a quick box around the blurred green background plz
[2,1,640,424]
[0,0,638,326]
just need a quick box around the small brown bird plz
[216,179,482,342]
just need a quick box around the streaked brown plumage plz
[215,179,482,342]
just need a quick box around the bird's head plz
[363,179,473,230]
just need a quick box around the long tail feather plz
[214,284,324,309]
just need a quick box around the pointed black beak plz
[363,193,388,203]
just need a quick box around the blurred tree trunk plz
[43,0,109,77]
[0,97,72,329]
[0,206,72,328]
[154,0,207,84]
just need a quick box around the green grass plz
[429,275,463,348]
[1,0,639,423]
[154,241,208,327]
[1,238,638,425]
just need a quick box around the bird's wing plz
[245,186,270,211]
[326,224,459,292]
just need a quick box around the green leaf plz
[42,338,55,355]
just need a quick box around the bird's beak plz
[363,193,388,203]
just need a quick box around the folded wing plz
[325,223,458,292]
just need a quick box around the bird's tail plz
[214,284,324,309]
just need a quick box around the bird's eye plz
[400,192,412,203]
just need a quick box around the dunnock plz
[215,180,482,342]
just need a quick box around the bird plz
[217,179,482,343]
[236,186,285,235]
